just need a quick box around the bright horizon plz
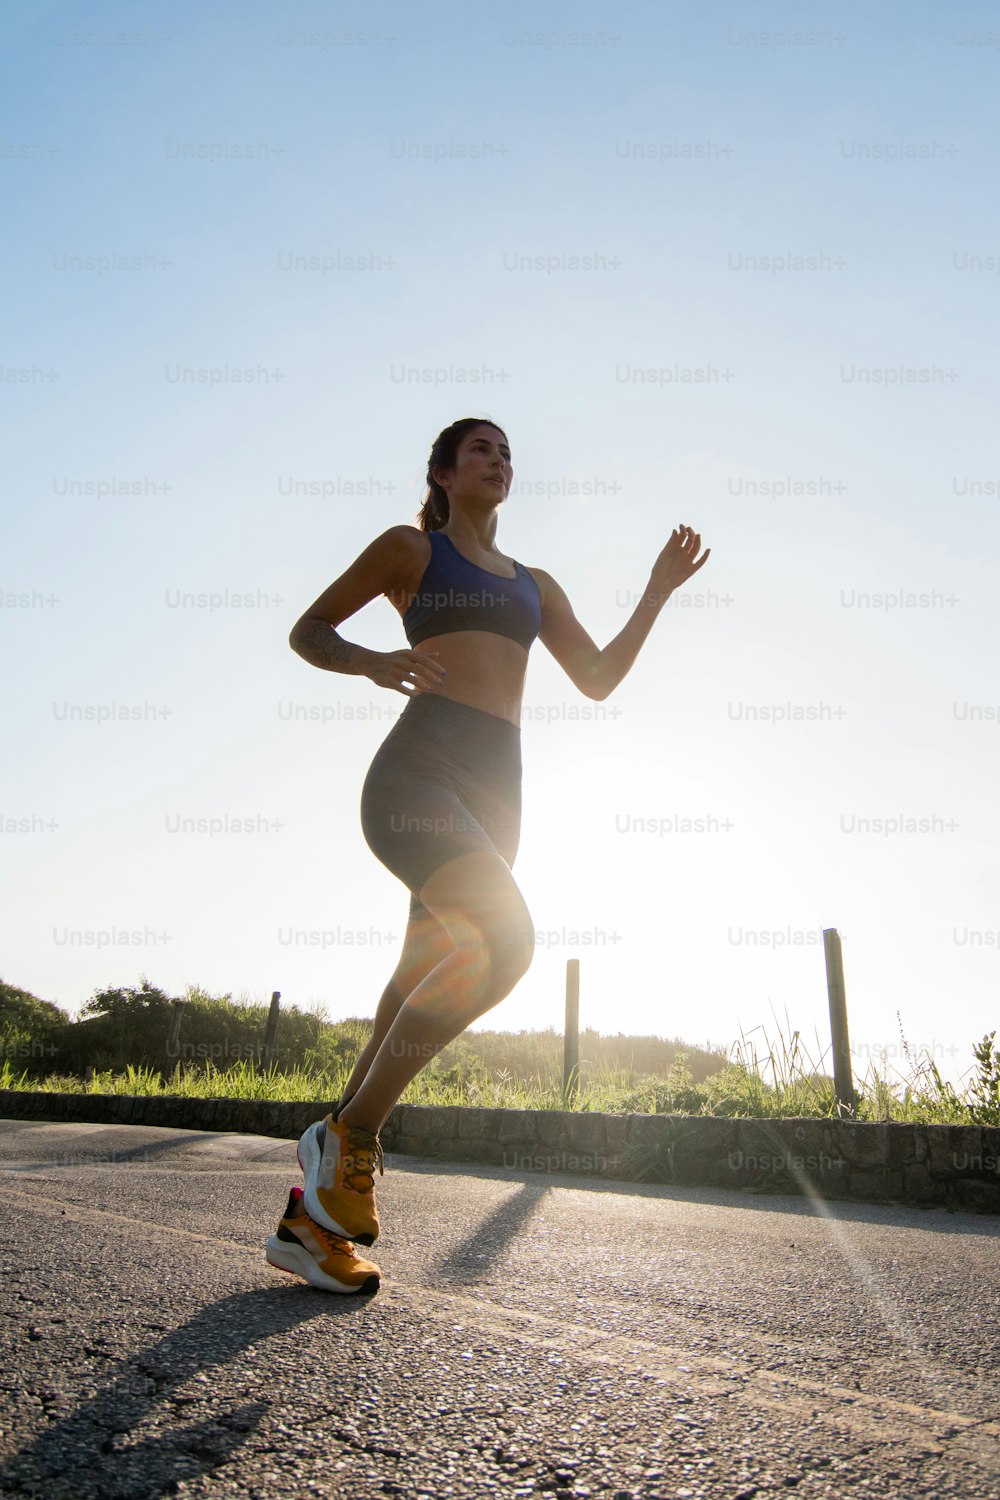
[4,0,999,1091]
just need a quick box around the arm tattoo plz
[291,618,366,673]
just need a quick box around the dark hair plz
[417,417,509,532]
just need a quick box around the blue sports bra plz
[402,531,542,651]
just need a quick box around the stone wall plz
[2,1090,998,1213]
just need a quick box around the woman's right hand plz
[365,649,448,697]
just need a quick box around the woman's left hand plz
[648,524,710,599]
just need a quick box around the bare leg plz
[339,851,535,1135]
[336,911,456,1107]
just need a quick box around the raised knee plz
[451,938,493,990]
[450,925,533,995]
[484,918,535,988]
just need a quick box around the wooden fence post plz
[262,991,281,1063]
[167,999,185,1059]
[563,960,580,1101]
[822,928,857,1117]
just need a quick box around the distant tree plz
[0,978,71,1077]
[0,978,69,1030]
[68,975,181,1071]
[79,976,177,1022]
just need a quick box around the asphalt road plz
[0,1120,998,1500]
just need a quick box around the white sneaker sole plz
[297,1119,377,1243]
[264,1235,378,1295]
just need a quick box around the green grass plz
[2,1012,997,1125]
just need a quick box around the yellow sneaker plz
[264,1186,380,1294]
[297,1113,383,1245]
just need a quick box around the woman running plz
[264,416,710,1293]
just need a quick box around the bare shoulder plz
[378,523,427,555]
[379,524,431,608]
[369,522,427,571]
[383,523,423,540]
[291,525,429,632]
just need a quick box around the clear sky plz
[3,0,998,1090]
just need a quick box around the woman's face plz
[438,425,513,503]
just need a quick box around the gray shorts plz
[360,692,522,922]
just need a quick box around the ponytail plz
[417,477,449,532]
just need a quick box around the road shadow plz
[0,1285,361,1500]
[390,1151,1000,1240]
[0,1124,235,1172]
[434,1177,551,1281]
[4,1122,995,1240]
